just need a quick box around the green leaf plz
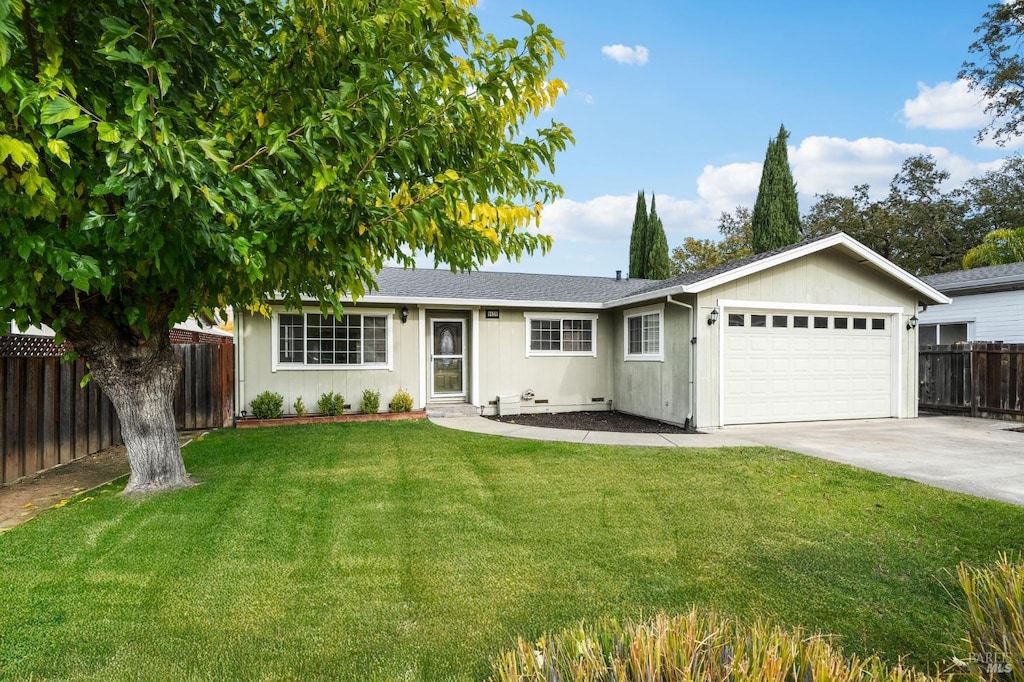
[96,122,121,143]
[40,98,82,125]
[55,116,93,139]
[46,139,71,164]
[0,134,39,166]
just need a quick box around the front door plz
[431,319,466,398]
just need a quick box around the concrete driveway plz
[721,415,1024,506]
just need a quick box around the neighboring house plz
[919,263,1024,345]
[4,319,233,345]
[235,232,948,428]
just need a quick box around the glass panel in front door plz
[432,321,464,395]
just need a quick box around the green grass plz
[0,421,1022,681]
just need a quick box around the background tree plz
[963,228,1024,268]
[751,124,800,253]
[961,1,1024,146]
[628,190,648,278]
[646,194,670,279]
[0,1,572,492]
[670,206,752,273]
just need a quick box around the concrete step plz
[425,403,481,418]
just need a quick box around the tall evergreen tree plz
[751,125,801,253]
[628,190,649,277]
[647,194,671,279]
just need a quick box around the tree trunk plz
[61,305,192,494]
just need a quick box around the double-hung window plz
[524,313,598,357]
[275,310,391,369]
[624,305,664,361]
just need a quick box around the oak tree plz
[0,0,572,492]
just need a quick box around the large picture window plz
[276,311,390,368]
[624,305,664,361]
[524,313,598,357]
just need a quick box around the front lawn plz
[1,421,1021,680]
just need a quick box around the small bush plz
[957,553,1024,679]
[249,391,284,420]
[489,610,937,682]
[360,389,381,414]
[293,396,307,417]
[389,388,414,413]
[318,391,345,416]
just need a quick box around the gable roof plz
[345,232,948,309]
[605,232,950,307]
[922,262,1024,295]
[360,268,660,309]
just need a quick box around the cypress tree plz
[628,190,648,277]
[751,124,801,253]
[647,194,671,279]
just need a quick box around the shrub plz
[293,396,307,417]
[317,391,345,416]
[389,388,414,413]
[249,391,284,420]
[957,553,1024,679]
[489,610,937,682]
[360,389,381,414]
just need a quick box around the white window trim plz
[523,312,599,358]
[623,303,665,362]
[270,306,395,372]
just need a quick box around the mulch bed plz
[487,410,691,434]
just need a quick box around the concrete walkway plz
[429,414,1024,506]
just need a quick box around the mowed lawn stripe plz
[1,421,1022,680]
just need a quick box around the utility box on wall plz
[497,394,521,416]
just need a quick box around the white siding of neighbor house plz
[475,307,615,415]
[237,305,421,416]
[611,300,694,426]
[691,249,922,428]
[918,289,1024,343]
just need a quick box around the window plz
[853,317,867,330]
[526,315,596,356]
[624,306,663,361]
[834,317,849,329]
[276,311,390,368]
[872,318,886,330]
[750,314,767,328]
[772,315,788,328]
[919,321,969,347]
[814,316,828,329]
[794,316,809,328]
[728,313,744,327]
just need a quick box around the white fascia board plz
[602,286,686,310]
[680,233,951,305]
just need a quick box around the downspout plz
[666,295,695,429]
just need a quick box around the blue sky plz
[465,0,1013,277]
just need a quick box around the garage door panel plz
[723,308,893,425]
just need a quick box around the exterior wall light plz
[907,314,918,330]
[400,306,409,324]
[707,309,719,326]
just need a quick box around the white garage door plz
[722,310,894,425]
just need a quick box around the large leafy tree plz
[961,1,1024,146]
[670,206,753,274]
[751,124,800,253]
[963,227,1024,268]
[0,0,572,492]
[627,190,648,278]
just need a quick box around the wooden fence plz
[919,343,1024,420]
[0,343,234,485]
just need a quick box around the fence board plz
[920,343,1024,421]
[1,342,234,485]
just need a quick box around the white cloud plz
[902,79,989,130]
[601,44,649,66]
